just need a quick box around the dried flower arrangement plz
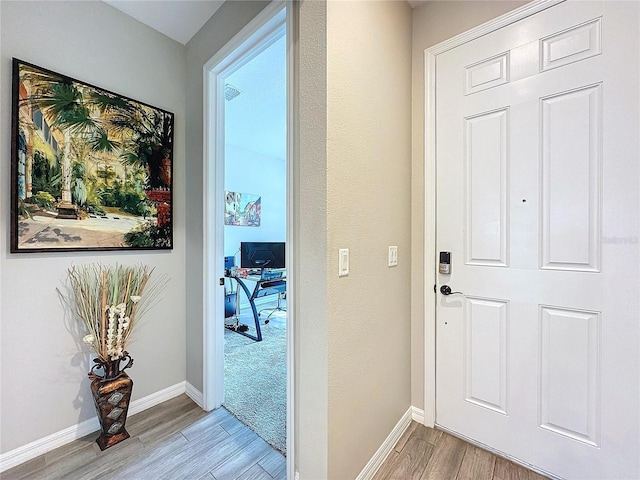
[65,263,167,362]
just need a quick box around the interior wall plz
[410,0,528,412]
[0,0,186,454]
[183,0,269,394]
[224,145,286,258]
[295,1,330,477]
[326,1,412,478]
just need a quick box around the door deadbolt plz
[439,251,451,274]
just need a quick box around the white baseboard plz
[0,381,187,473]
[411,406,425,425]
[128,381,186,416]
[185,382,204,409]
[355,406,414,480]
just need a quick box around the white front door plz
[435,1,639,478]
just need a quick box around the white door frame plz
[202,1,294,475]
[423,0,565,428]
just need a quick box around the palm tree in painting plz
[87,89,174,234]
[88,91,173,190]
[24,75,97,214]
[21,65,173,217]
[101,100,173,189]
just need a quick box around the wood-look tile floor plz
[2,394,285,480]
[374,421,549,480]
[3,396,550,480]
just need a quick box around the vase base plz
[96,429,130,451]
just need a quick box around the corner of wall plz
[295,0,330,477]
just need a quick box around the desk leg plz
[232,278,262,342]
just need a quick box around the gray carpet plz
[224,307,286,453]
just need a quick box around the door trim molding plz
[202,2,293,477]
[202,0,286,412]
[423,0,565,428]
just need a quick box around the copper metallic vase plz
[89,353,134,451]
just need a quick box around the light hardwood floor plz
[3,397,548,480]
[2,394,285,480]
[373,421,549,480]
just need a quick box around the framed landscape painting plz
[10,59,174,253]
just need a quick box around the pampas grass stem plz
[65,263,167,361]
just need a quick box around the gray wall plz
[295,1,330,476]
[0,0,186,453]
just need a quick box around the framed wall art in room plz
[10,59,174,253]
[224,190,261,227]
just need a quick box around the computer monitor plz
[240,242,286,269]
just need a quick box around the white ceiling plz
[104,0,429,45]
[103,0,225,45]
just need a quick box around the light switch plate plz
[339,248,349,276]
[388,246,398,267]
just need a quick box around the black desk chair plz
[256,269,286,323]
[258,288,286,323]
[224,278,249,333]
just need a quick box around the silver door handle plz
[440,285,464,296]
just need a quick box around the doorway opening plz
[222,30,287,454]
[202,0,291,465]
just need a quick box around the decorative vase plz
[89,352,134,451]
